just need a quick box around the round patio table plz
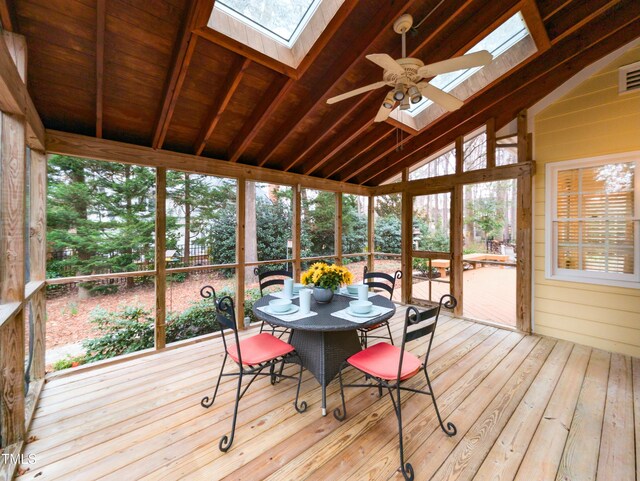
[253,293,396,415]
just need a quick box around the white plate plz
[264,305,300,316]
[346,306,380,318]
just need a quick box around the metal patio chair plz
[334,294,458,481]
[200,287,306,452]
[358,267,402,348]
[255,267,293,338]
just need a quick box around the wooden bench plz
[421,254,512,277]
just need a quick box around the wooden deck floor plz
[19,309,638,481]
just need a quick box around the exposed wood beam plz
[0,32,44,150]
[0,0,16,32]
[226,75,290,163]
[296,0,520,177]
[371,162,535,196]
[96,0,105,138]
[46,130,371,196]
[537,0,573,21]
[254,0,413,168]
[155,167,167,349]
[152,0,214,149]
[546,0,622,44]
[194,57,251,156]
[385,117,420,136]
[361,2,640,185]
[486,117,496,169]
[520,0,551,52]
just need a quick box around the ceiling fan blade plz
[366,53,405,76]
[418,82,464,111]
[374,99,395,122]
[417,50,493,78]
[326,81,388,104]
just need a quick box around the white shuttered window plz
[546,153,639,288]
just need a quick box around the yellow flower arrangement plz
[301,262,353,290]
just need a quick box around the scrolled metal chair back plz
[254,267,293,297]
[363,266,402,300]
[215,295,242,366]
[397,294,457,383]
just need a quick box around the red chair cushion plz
[348,342,421,381]
[227,333,294,366]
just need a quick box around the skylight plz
[391,11,537,131]
[217,0,320,47]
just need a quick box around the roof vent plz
[619,61,640,94]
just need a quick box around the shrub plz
[52,355,86,371]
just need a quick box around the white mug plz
[299,288,312,314]
[357,284,369,301]
[283,278,294,298]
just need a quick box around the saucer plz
[346,306,380,318]
[264,305,300,316]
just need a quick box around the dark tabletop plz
[253,293,396,332]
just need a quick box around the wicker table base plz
[289,329,362,415]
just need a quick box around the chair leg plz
[424,367,457,436]
[333,361,348,421]
[360,330,368,349]
[201,353,227,408]
[386,321,394,345]
[388,385,414,481]
[293,356,307,413]
[219,371,243,452]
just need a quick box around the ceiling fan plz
[326,14,493,122]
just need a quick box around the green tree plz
[47,155,156,282]
[469,198,504,240]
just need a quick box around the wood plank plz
[0,0,17,32]
[335,192,343,265]
[371,162,534,196]
[486,118,496,169]
[435,339,572,481]
[28,149,46,281]
[95,0,105,137]
[401,169,411,304]
[520,0,552,52]
[451,184,463,317]
[45,130,371,196]
[596,353,635,481]
[292,184,302,279]
[194,57,251,155]
[236,178,246,329]
[0,33,45,150]
[351,333,545,481]
[29,289,46,380]
[261,326,510,481]
[155,167,166,348]
[517,170,533,333]
[367,195,374,272]
[0,311,26,446]
[513,344,591,481]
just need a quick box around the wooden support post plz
[486,117,496,169]
[455,136,464,173]
[517,110,527,162]
[292,184,301,280]
[450,185,464,317]
[401,168,411,304]
[335,192,342,265]
[236,178,246,329]
[155,167,166,349]
[0,53,27,444]
[516,111,532,332]
[29,149,47,379]
[367,195,374,272]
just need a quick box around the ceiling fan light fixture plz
[399,96,411,110]
[407,85,422,103]
[382,91,395,109]
[393,84,406,101]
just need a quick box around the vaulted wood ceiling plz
[5,0,640,185]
